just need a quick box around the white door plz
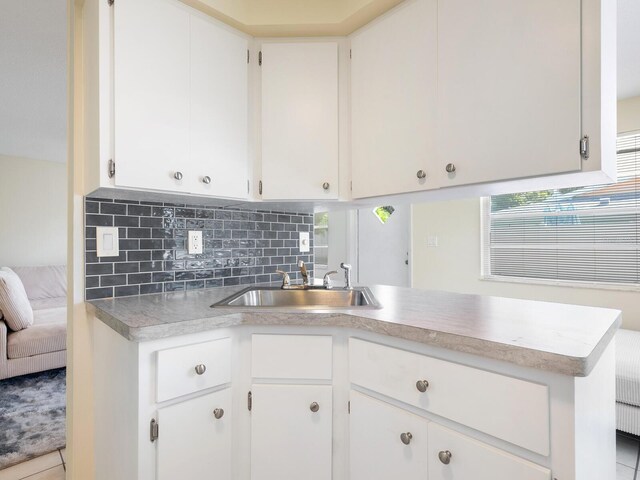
[260,42,339,200]
[427,423,550,480]
[350,390,429,480]
[250,384,332,480]
[156,389,232,480]
[114,0,191,193]
[189,15,248,199]
[351,0,438,199]
[437,0,582,187]
[357,206,410,287]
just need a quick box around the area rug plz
[0,368,66,469]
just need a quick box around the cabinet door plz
[428,424,550,480]
[114,0,190,193]
[156,388,232,480]
[190,15,248,199]
[251,384,332,480]
[437,0,582,187]
[351,0,438,198]
[350,390,428,480]
[261,43,339,200]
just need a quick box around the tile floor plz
[0,435,637,479]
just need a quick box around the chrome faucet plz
[340,263,353,290]
[298,260,309,286]
[323,271,338,289]
[275,270,291,288]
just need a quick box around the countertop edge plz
[85,302,622,377]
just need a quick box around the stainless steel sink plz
[211,286,381,310]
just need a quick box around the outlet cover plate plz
[188,231,203,254]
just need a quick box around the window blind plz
[482,132,640,286]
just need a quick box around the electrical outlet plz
[299,232,310,253]
[188,231,203,254]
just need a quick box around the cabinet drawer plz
[252,334,332,380]
[349,338,549,455]
[428,423,550,480]
[156,338,231,402]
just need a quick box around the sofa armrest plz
[0,319,8,379]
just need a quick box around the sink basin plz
[212,286,381,309]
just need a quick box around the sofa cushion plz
[616,329,640,408]
[0,267,34,331]
[6,306,66,359]
[11,265,67,301]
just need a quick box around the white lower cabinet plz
[427,424,550,480]
[250,384,333,480]
[350,390,428,480]
[156,388,232,480]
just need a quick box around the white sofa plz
[0,266,67,380]
[616,328,640,436]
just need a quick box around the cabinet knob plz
[322,182,330,190]
[194,364,206,375]
[416,379,429,393]
[438,450,452,465]
[202,176,211,184]
[310,402,320,413]
[445,163,456,174]
[174,171,183,180]
[213,408,224,419]
[416,170,427,179]
[400,432,413,445]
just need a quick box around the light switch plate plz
[427,235,439,247]
[299,232,310,253]
[188,231,203,254]
[96,227,120,257]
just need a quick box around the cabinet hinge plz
[247,180,250,194]
[580,135,590,160]
[108,159,116,178]
[258,51,262,66]
[150,419,159,442]
[247,49,250,64]
[348,401,351,414]
[248,391,252,411]
[108,0,114,5]
[259,180,263,195]
[349,49,352,59]
[350,180,353,191]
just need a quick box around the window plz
[482,132,640,287]
[314,212,329,268]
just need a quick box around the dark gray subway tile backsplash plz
[85,197,314,300]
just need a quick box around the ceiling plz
[0,0,638,167]
[0,0,67,163]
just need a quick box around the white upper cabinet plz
[113,0,249,199]
[260,42,340,200]
[350,0,438,199]
[114,0,191,194]
[436,0,582,187]
[189,15,249,199]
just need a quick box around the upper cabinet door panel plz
[261,42,339,200]
[190,16,249,199]
[437,0,582,187]
[114,0,191,193]
[350,0,438,199]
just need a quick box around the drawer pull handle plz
[416,170,427,179]
[416,380,429,392]
[438,450,452,465]
[400,432,413,445]
[310,402,320,413]
[174,171,183,180]
[194,364,207,375]
[213,408,224,419]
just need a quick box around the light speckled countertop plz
[87,284,621,377]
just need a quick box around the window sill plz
[480,274,640,293]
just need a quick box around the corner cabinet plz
[350,0,438,199]
[91,320,615,480]
[112,0,249,199]
[260,42,340,200]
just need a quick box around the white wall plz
[0,154,67,267]
[411,97,640,330]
